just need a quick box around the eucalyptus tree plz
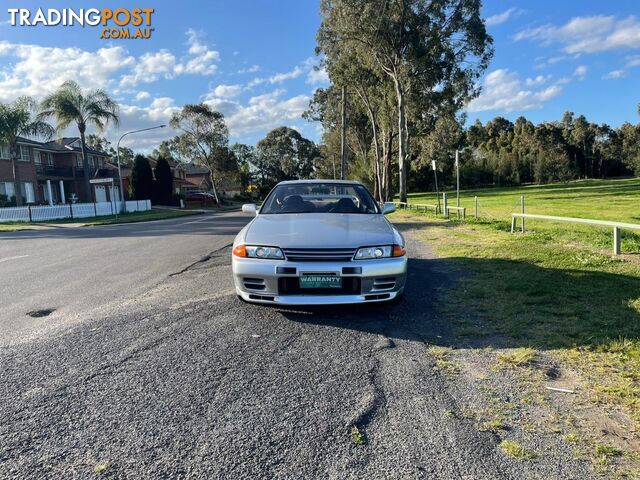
[0,97,53,205]
[39,80,119,201]
[318,0,493,202]
[255,127,319,192]
[169,104,230,204]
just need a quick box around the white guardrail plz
[511,213,640,255]
[0,200,152,223]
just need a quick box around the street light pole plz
[116,124,166,213]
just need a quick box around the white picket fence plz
[0,200,152,223]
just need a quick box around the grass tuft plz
[497,348,536,368]
[94,462,111,474]
[499,440,537,460]
[594,444,623,457]
[478,419,506,433]
[350,426,366,446]
[563,433,581,443]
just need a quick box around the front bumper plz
[232,256,407,305]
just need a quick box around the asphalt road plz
[0,213,593,479]
[0,211,249,346]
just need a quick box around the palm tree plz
[0,97,53,206]
[39,81,119,201]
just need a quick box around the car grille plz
[282,248,356,262]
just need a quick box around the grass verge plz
[391,205,640,474]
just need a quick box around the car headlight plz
[354,245,405,260]
[233,244,284,259]
[354,245,392,260]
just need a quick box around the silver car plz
[232,180,407,305]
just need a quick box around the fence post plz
[511,216,516,233]
[28,205,32,222]
[443,192,449,219]
[613,226,621,255]
[93,202,97,217]
[474,196,478,220]
[69,203,73,220]
[520,195,525,233]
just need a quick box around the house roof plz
[15,136,109,156]
[184,164,210,175]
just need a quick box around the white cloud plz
[212,84,243,98]
[515,15,640,54]
[466,68,563,113]
[525,74,551,86]
[603,69,626,80]
[269,66,304,84]
[120,30,219,87]
[247,67,304,88]
[627,55,640,67]
[574,65,588,79]
[120,50,177,87]
[0,41,133,102]
[238,65,260,74]
[205,89,310,136]
[135,91,151,100]
[306,66,329,85]
[486,8,521,27]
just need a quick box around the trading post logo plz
[7,8,155,39]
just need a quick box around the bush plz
[152,156,173,205]
[131,155,153,201]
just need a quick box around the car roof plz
[276,179,363,186]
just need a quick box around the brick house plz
[0,137,114,205]
[183,164,243,198]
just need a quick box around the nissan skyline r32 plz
[232,180,408,305]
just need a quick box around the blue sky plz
[0,1,639,151]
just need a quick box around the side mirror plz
[242,203,258,216]
[382,203,396,215]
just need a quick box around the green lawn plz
[403,177,640,254]
[407,177,640,222]
[0,208,200,231]
[390,177,640,429]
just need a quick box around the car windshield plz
[260,182,379,214]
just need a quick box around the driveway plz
[0,214,593,479]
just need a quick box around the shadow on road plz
[276,255,640,352]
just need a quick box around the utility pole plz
[117,124,166,213]
[340,85,347,180]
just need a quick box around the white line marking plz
[0,255,29,263]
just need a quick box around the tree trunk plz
[10,145,23,207]
[394,79,408,203]
[79,126,92,202]
[383,134,393,202]
[209,169,221,206]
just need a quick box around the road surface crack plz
[168,243,232,277]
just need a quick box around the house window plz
[41,152,53,166]
[88,155,95,169]
[20,182,35,203]
[19,146,30,162]
[0,145,10,159]
[0,182,16,198]
[76,154,83,168]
